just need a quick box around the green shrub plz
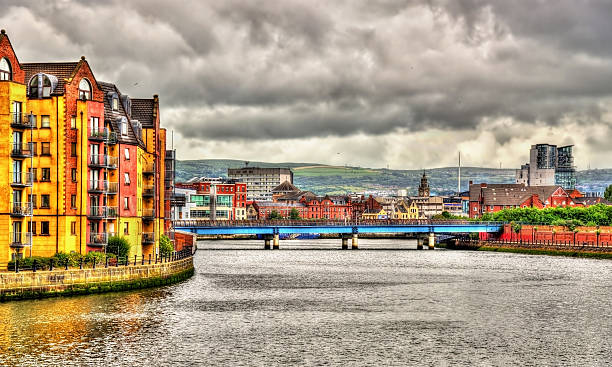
[84,251,106,265]
[159,234,174,256]
[107,236,131,258]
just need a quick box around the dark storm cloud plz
[3,0,612,145]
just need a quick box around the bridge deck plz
[174,221,504,236]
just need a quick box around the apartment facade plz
[0,30,167,264]
[227,167,293,201]
[516,144,577,189]
[175,180,248,220]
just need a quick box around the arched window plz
[29,74,55,98]
[79,78,91,100]
[0,58,11,81]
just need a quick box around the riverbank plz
[0,256,194,301]
[447,240,612,260]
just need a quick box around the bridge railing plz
[173,219,505,227]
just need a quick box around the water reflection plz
[0,239,611,366]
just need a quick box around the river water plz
[1,239,612,366]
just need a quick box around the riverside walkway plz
[174,220,504,249]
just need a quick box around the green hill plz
[175,159,612,196]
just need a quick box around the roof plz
[22,62,79,94]
[272,181,299,193]
[131,98,155,128]
[470,183,568,206]
[98,81,143,146]
[573,197,612,206]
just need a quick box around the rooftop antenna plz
[458,151,461,194]
[245,161,250,167]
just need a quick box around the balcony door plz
[12,160,21,184]
[12,222,21,244]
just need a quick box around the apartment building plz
[175,179,247,220]
[0,30,167,264]
[227,167,293,201]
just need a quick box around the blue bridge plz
[174,220,504,250]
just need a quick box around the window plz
[124,172,130,185]
[29,74,53,98]
[123,222,129,235]
[124,148,130,160]
[124,197,129,210]
[71,222,76,235]
[41,142,51,156]
[71,195,77,209]
[90,117,99,134]
[41,115,50,128]
[71,142,77,157]
[41,194,50,208]
[31,142,37,156]
[41,168,51,182]
[0,57,11,81]
[78,78,91,100]
[29,115,37,129]
[28,194,37,208]
[71,116,77,129]
[28,168,37,182]
[121,121,128,136]
[71,168,77,182]
[112,97,119,111]
[40,221,50,236]
[28,221,36,235]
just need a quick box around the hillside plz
[175,159,612,196]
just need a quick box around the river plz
[1,239,611,366]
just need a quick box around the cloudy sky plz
[3,0,612,169]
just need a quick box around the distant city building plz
[175,179,247,220]
[228,167,293,201]
[515,144,576,189]
[469,182,576,218]
[418,171,430,197]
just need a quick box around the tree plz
[159,234,174,256]
[107,236,131,258]
[268,210,283,220]
[289,208,300,220]
[605,184,612,202]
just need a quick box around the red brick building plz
[469,183,576,218]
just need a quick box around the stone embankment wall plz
[0,257,194,301]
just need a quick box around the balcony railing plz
[106,181,119,194]
[88,179,108,193]
[89,154,118,169]
[143,208,155,220]
[142,232,155,244]
[88,233,108,246]
[10,171,33,187]
[88,128,117,144]
[11,142,33,158]
[143,185,155,197]
[106,206,118,219]
[11,202,33,217]
[143,162,155,175]
[10,232,32,247]
[11,113,36,129]
[88,206,107,219]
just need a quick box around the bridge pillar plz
[352,234,359,250]
[341,237,349,250]
[416,238,423,250]
[428,233,435,250]
[264,239,271,250]
[273,234,280,250]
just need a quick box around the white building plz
[228,167,293,201]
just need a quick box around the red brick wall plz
[0,34,25,83]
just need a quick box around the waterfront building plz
[515,144,577,190]
[175,180,247,220]
[362,208,388,220]
[442,197,465,217]
[394,199,420,219]
[228,166,293,201]
[0,30,168,264]
[169,187,197,220]
[469,182,575,218]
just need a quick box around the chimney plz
[480,183,487,188]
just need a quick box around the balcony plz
[88,179,107,193]
[143,185,155,197]
[88,206,107,219]
[88,233,108,247]
[11,142,33,158]
[10,113,35,129]
[142,208,155,220]
[143,162,155,175]
[10,171,33,188]
[106,206,118,219]
[88,128,117,144]
[106,181,119,195]
[89,154,118,169]
[10,232,32,248]
[11,202,33,217]
[142,232,155,244]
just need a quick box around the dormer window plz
[112,97,119,111]
[0,58,11,81]
[79,78,91,100]
[119,117,128,136]
[28,73,57,98]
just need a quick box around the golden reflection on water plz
[0,291,162,363]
